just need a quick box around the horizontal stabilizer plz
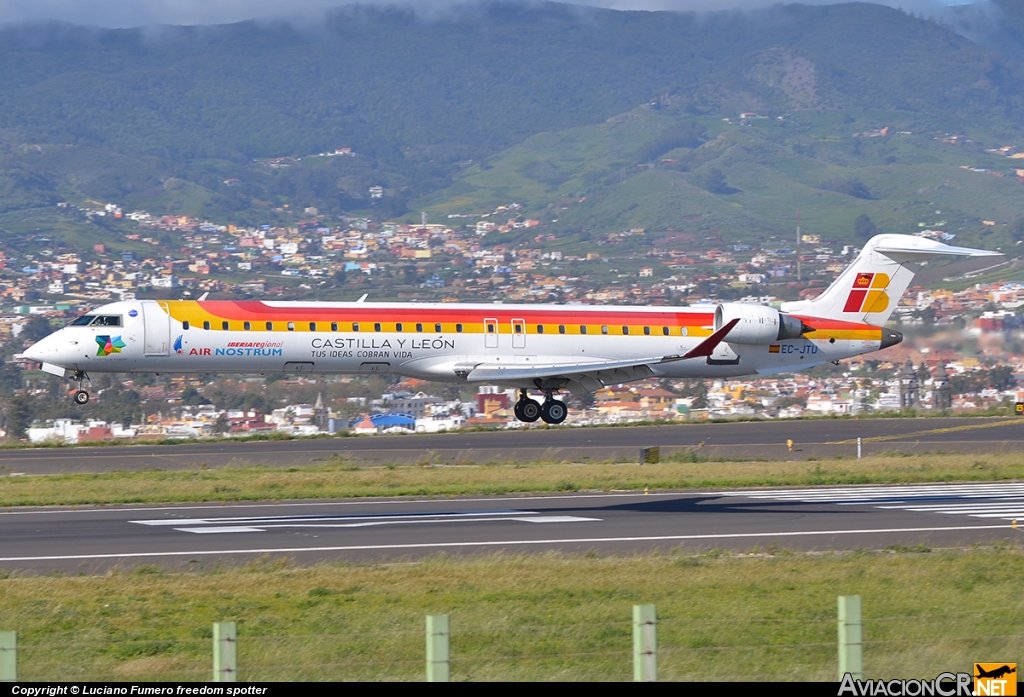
[873,237,1002,262]
[780,234,1003,326]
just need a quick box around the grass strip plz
[0,451,1023,507]
[1,546,1021,681]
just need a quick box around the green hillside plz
[418,104,1024,244]
[0,2,1022,243]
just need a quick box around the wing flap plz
[464,318,741,386]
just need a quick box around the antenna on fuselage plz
[197,292,209,301]
[356,294,368,303]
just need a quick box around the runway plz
[1,483,1020,572]
[1,416,1024,474]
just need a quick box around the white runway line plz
[0,524,1010,563]
[724,483,1024,522]
[133,510,601,534]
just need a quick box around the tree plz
[0,363,23,393]
[180,387,210,406]
[18,315,55,346]
[680,379,709,409]
[702,168,729,194]
[854,214,879,241]
[4,397,34,439]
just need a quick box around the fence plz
[4,596,1015,681]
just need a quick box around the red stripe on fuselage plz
[196,301,714,325]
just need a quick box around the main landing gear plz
[513,389,567,425]
[71,370,90,405]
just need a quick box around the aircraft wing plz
[463,319,739,391]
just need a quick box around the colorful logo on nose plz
[95,335,126,356]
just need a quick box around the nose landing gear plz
[71,370,90,405]
[513,389,568,425]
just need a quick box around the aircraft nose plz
[21,333,63,363]
[22,341,48,362]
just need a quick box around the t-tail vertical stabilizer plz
[780,234,1001,326]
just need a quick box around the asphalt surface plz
[1,417,1023,474]
[1,483,1021,572]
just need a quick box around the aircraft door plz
[142,301,171,356]
[484,317,498,349]
[511,318,526,349]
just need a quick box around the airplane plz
[19,233,999,424]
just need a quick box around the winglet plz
[662,317,739,362]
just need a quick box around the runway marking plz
[725,483,1024,522]
[826,418,1019,444]
[131,510,601,534]
[0,492,677,517]
[0,524,1011,563]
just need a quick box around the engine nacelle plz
[714,303,810,344]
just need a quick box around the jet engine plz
[714,303,812,344]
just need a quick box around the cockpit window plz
[71,315,122,327]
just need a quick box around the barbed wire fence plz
[3,599,1023,681]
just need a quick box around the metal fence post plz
[838,595,863,680]
[0,631,15,682]
[426,614,450,682]
[213,621,237,682]
[633,604,657,682]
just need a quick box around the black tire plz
[74,390,90,405]
[519,399,541,422]
[513,400,525,421]
[541,400,568,425]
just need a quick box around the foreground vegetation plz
[1,547,1020,681]
[1,451,1024,507]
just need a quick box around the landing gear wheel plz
[540,400,567,425]
[518,398,541,423]
[73,390,90,405]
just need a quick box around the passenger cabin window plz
[456,324,463,333]
[203,321,211,330]
[559,325,566,334]
[243,321,251,331]
[221,321,229,331]
[601,325,608,335]
[353,322,360,332]
[580,326,587,335]
[662,327,670,336]
[416,323,423,332]
[623,326,629,335]
[435,323,442,332]
[644,326,651,336]
[374,322,381,332]
[514,324,522,334]
[266,322,273,331]
[396,323,403,332]
[183,321,190,330]
[287,322,295,331]
[309,322,316,331]
[537,325,544,334]
[331,322,338,331]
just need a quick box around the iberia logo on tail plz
[843,272,890,314]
